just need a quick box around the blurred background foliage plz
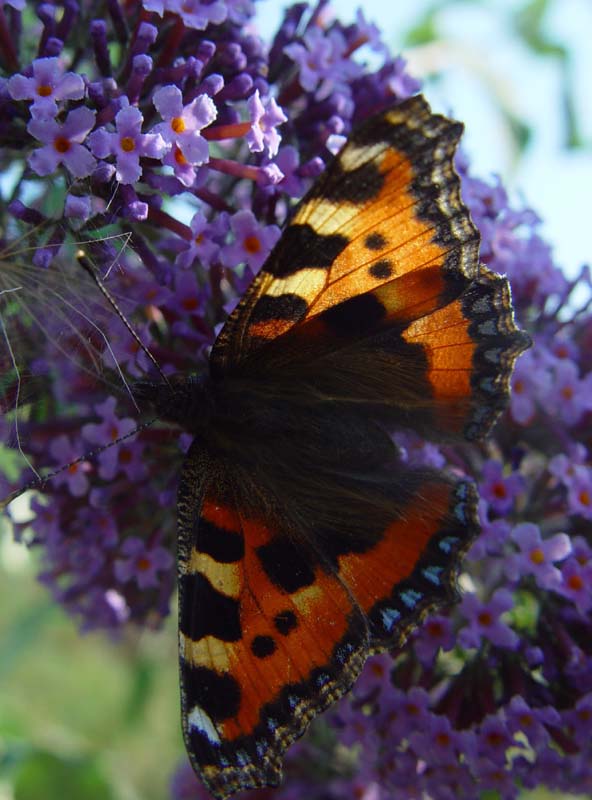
[1,517,181,800]
[404,0,584,151]
[1,0,591,798]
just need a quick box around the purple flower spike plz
[246,89,287,157]
[505,522,571,589]
[7,56,85,116]
[88,104,166,184]
[27,106,96,177]
[114,536,174,590]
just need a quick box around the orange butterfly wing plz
[212,94,528,441]
[177,444,478,799]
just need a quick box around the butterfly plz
[133,94,530,799]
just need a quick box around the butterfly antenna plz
[0,417,158,510]
[76,250,171,389]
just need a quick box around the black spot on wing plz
[251,635,277,658]
[183,663,241,721]
[309,160,385,204]
[266,224,348,277]
[274,610,298,635]
[257,538,315,592]
[369,260,393,279]
[321,292,386,337]
[179,573,241,642]
[365,232,387,250]
[250,293,308,323]
[344,96,480,277]
[197,519,244,563]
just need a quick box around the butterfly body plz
[137,95,530,799]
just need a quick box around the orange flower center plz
[562,386,574,400]
[514,379,524,394]
[182,297,199,312]
[136,557,151,571]
[120,136,135,152]
[37,84,52,97]
[244,235,262,254]
[171,116,186,134]
[54,136,71,153]
[568,574,583,591]
[119,449,132,464]
[435,732,451,747]
[493,483,507,499]
[477,611,493,627]
[174,145,188,165]
[529,548,545,565]
[578,490,591,507]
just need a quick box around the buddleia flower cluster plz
[1,1,591,798]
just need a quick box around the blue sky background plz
[258,0,592,280]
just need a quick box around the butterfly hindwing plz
[177,442,479,800]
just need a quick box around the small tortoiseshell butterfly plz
[135,94,529,798]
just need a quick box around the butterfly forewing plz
[211,95,479,374]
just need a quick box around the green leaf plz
[403,13,440,48]
[124,656,155,726]
[505,111,533,157]
[0,602,57,679]
[13,751,114,800]
[0,443,25,482]
[514,0,565,59]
